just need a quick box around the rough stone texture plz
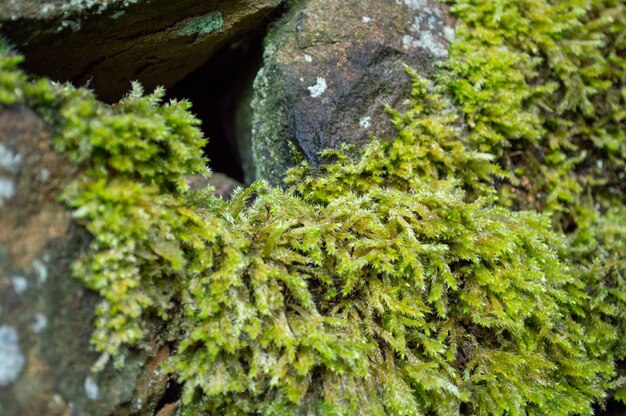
[245,0,454,186]
[0,0,284,102]
[0,106,169,415]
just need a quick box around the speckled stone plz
[243,0,454,186]
[0,106,170,416]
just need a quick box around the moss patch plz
[0,0,625,411]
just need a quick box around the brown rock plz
[186,172,241,199]
[0,0,285,102]
[0,106,169,415]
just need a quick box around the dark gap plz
[166,24,268,183]
[153,379,182,415]
[7,4,287,183]
[594,397,626,416]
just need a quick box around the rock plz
[186,172,241,199]
[0,0,285,102]
[245,0,454,186]
[0,106,169,415]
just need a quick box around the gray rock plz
[0,106,169,415]
[246,0,454,186]
[0,0,285,102]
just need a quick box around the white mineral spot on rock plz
[0,326,25,386]
[415,30,447,57]
[359,116,372,128]
[84,376,99,400]
[40,168,50,182]
[403,0,427,10]
[362,16,372,23]
[40,4,55,16]
[32,259,48,284]
[402,35,415,49]
[308,77,327,98]
[0,144,22,173]
[0,177,15,205]
[304,54,313,63]
[410,16,422,32]
[32,313,48,333]
[11,276,28,294]
[443,26,455,42]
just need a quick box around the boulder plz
[0,0,285,102]
[0,106,170,415]
[245,0,454,186]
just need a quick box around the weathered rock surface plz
[244,0,454,186]
[0,0,284,102]
[0,106,169,415]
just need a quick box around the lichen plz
[32,259,48,284]
[177,10,224,37]
[0,177,15,205]
[0,143,22,173]
[5,0,143,33]
[402,0,428,10]
[40,168,50,182]
[251,65,298,186]
[31,313,48,333]
[84,376,99,400]
[10,276,28,294]
[0,326,25,386]
[307,77,327,97]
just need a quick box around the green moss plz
[1,39,211,366]
[286,69,502,202]
[440,0,625,213]
[172,184,610,415]
[250,64,298,186]
[0,0,624,412]
[437,0,626,396]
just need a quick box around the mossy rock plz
[246,0,454,186]
[0,0,624,414]
[0,103,168,415]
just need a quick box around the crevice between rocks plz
[165,24,268,182]
[6,4,289,184]
[153,379,182,416]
